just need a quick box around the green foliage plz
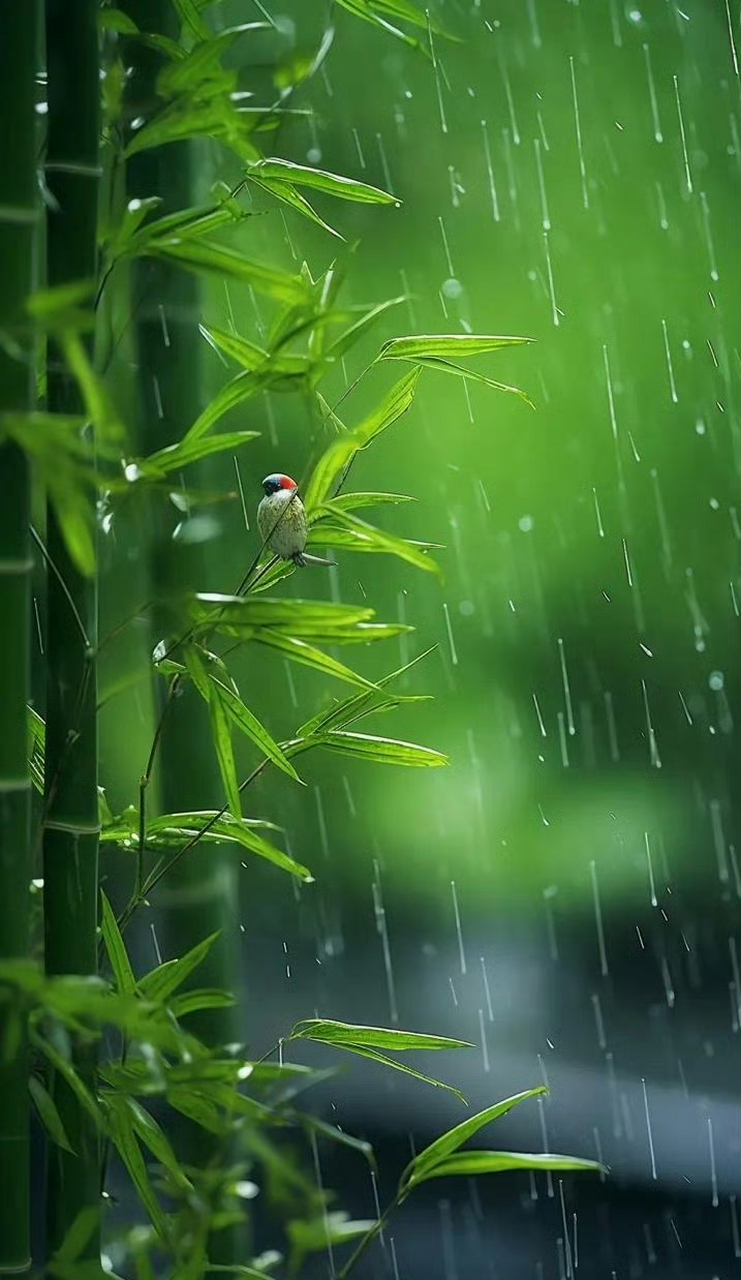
[2,1,606,1276]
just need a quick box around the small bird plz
[257,473,335,567]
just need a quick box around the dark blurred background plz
[100,2,740,1275]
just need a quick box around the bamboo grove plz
[0,4,602,1277]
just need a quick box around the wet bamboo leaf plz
[192,594,373,632]
[171,0,211,41]
[254,630,377,690]
[323,296,406,363]
[249,158,397,205]
[407,1150,606,1183]
[401,1088,548,1190]
[31,1031,106,1132]
[104,1095,171,1241]
[304,367,421,510]
[119,1095,192,1191]
[333,0,428,50]
[288,1210,376,1260]
[139,429,260,476]
[297,646,435,737]
[378,334,533,360]
[402,355,535,407]
[212,676,302,783]
[168,988,236,1018]
[323,1042,467,1102]
[246,173,344,240]
[295,1113,376,1168]
[183,647,241,815]
[185,370,271,442]
[309,515,441,576]
[100,890,136,995]
[29,1075,75,1153]
[198,325,269,370]
[143,239,307,305]
[317,729,447,767]
[319,490,416,515]
[289,1019,472,1052]
[138,931,220,1003]
[99,8,139,33]
[50,1206,101,1263]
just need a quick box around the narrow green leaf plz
[144,239,307,305]
[318,729,447,767]
[401,1088,548,1189]
[198,325,269,370]
[403,355,536,407]
[304,367,420,510]
[216,817,314,882]
[104,1095,171,1241]
[212,677,302,783]
[328,1042,467,1102]
[192,594,373,633]
[249,158,397,205]
[289,1019,472,1052]
[296,1113,376,1168]
[171,0,211,40]
[120,1095,192,1191]
[139,430,260,476]
[297,646,435,737]
[288,1210,376,1257]
[185,370,271,442]
[323,296,406,363]
[183,647,242,816]
[100,890,137,995]
[29,1075,75,1153]
[311,509,441,576]
[409,1150,607,1183]
[31,1031,106,1131]
[320,491,416,515]
[168,988,236,1018]
[138,931,221,1002]
[254,630,377,690]
[247,173,345,240]
[333,0,428,50]
[99,8,139,33]
[378,334,534,360]
[51,1207,101,1263]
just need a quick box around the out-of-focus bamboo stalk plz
[42,0,102,1258]
[0,7,38,1272]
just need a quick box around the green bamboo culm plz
[0,7,39,1274]
[42,0,102,1259]
[123,1,246,1262]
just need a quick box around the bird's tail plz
[293,551,337,568]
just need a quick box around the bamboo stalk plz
[42,0,102,1258]
[123,2,246,1259]
[0,7,39,1272]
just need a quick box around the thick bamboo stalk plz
[0,8,39,1273]
[123,2,245,1259]
[42,0,102,1258]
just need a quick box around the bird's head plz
[261,473,298,496]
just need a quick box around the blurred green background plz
[100,0,739,940]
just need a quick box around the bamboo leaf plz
[254,630,377,689]
[214,818,314,882]
[333,0,428,50]
[310,512,441,576]
[318,730,447,767]
[406,1150,607,1183]
[141,812,314,883]
[247,174,345,240]
[323,296,406,363]
[29,1075,75,1153]
[168,988,236,1018]
[183,647,242,817]
[319,491,415,515]
[138,931,221,1003]
[378,334,534,360]
[297,646,435,737]
[289,1019,472,1052]
[322,1042,466,1102]
[119,1095,192,1191]
[31,1031,106,1132]
[198,325,269,370]
[401,1088,548,1190]
[211,677,302,783]
[287,1210,376,1260]
[104,1095,170,1242]
[144,239,307,305]
[304,367,421,510]
[402,355,535,407]
[185,370,271,442]
[51,1207,101,1262]
[191,594,374,633]
[138,430,260,476]
[249,159,397,205]
[100,891,136,995]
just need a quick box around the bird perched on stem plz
[257,473,336,567]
